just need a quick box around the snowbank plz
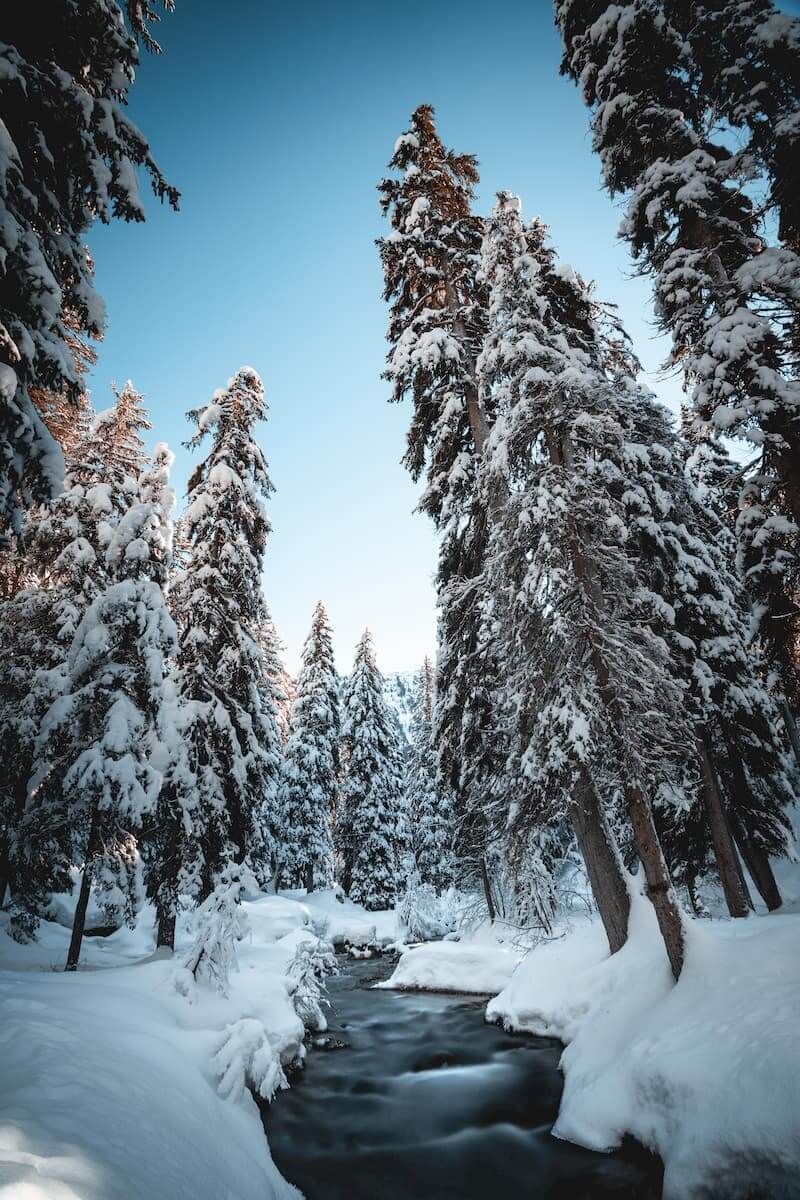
[0,894,319,1200]
[294,888,397,948]
[487,887,800,1200]
[378,939,520,994]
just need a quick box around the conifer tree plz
[30,431,177,969]
[555,0,800,713]
[407,658,453,891]
[340,631,403,910]
[157,368,282,925]
[258,606,296,744]
[480,193,795,969]
[0,3,178,532]
[279,602,340,891]
[0,384,152,930]
[378,106,508,919]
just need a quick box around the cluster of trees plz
[378,0,799,980]
[0,365,457,963]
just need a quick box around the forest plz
[0,3,798,1200]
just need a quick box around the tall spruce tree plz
[480,193,795,970]
[156,367,282,927]
[258,606,295,744]
[279,602,340,892]
[555,0,800,716]
[407,657,453,892]
[0,3,178,533]
[339,631,404,910]
[378,106,510,919]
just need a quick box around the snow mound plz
[0,893,324,1200]
[296,888,396,948]
[487,887,800,1200]
[378,940,519,994]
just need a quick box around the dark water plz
[262,956,663,1200]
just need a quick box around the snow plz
[0,892,325,1200]
[294,887,397,948]
[487,884,800,1200]
[379,939,520,995]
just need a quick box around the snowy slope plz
[0,897,314,1200]
[487,886,800,1200]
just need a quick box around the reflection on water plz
[262,956,663,1200]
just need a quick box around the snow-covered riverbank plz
[382,886,800,1200]
[0,891,393,1200]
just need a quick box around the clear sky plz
[88,0,794,676]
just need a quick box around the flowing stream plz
[262,955,663,1200]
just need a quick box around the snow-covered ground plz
[378,938,520,994]
[0,892,330,1200]
[486,887,800,1200]
[291,886,398,948]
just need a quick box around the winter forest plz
[1,3,799,1199]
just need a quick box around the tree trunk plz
[480,857,496,922]
[156,901,177,951]
[735,833,782,912]
[780,698,800,770]
[697,734,752,917]
[570,768,630,954]
[719,731,783,912]
[625,782,685,978]
[0,775,28,908]
[304,860,314,894]
[685,872,703,917]
[66,808,100,972]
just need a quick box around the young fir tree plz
[279,602,340,892]
[154,368,282,936]
[339,631,403,910]
[30,431,177,969]
[378,106,508,917]
[555,0,800,717]
[0,3,177,533]
[407,657,453,892]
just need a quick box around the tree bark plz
[0,775,28,908]
[304,860,314,894]
[570,768,630,953]
[65,808,100,972]
[734,833,782,912]
[719,732,783,912]
[780,698,800,770]
[156,901,177,951]
[697,734,752,917]
[480,856,496,922]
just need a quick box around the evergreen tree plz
[407,657,453,891]
[156,368,282,931]
[340,631,403,910]
[555,0,800,713]
[0,384,152,930]
[279,602,339,891]
[378,106,508,919]
[31,430,177,969]
[258,606,295,744]
[0,3,177,532]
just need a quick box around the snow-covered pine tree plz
[555,0,800,717]
[258,606,295,743]
[479,194,694,976]
[158,368,282,921]
[30,428,177,968]
[339,631,403,910]
[378,106,508,920]
[0,3,177,533]
[0,384,152,931]
[279,602,340,892]
[407,658,453,891]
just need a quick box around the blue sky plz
[87,0,762,675]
